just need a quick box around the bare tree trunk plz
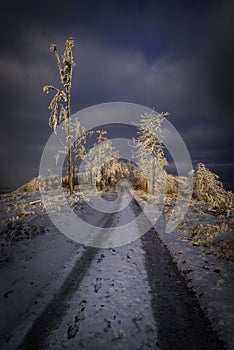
[67,91,73,195]
[73,163,77,187]
[146,154,152,194]
[151,155,155,195]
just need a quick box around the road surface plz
[13,191,224,349]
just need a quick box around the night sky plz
[0,0,234,192]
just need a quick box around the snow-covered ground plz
[42,238,158,350]
[0,189,233,349]
[0,192,84,349]
[138,195,234,349]
[0,191,159,349]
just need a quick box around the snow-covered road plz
[12,191,224,350]
[41,238,158,349]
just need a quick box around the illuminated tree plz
[132,111,168,195]
[85,131,119,185]
[43,37,75,194]
[193,163,233,216]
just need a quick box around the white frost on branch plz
[131,110,168,195]
[84,131,119,185]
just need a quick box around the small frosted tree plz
[43,37,75,194]
[85,130,119,186]
[132,111,168,195]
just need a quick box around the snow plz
[145,198,234,350]
[0,193,85,349]
[43,239,158,349]
[0,190,233,349]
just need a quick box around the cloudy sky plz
[0,0,234,192]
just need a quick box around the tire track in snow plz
[40,195,158,350]
[16,193,121,350]
[17,191,225,349]
[16,245,99,350]
[131,200,225,349]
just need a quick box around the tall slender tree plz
[43,37,75,194]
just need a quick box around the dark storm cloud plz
[0,0,234,192]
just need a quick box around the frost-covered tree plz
[84,130,119,185]
[132,111,168,195]
[193,163,233,216]
[43,37,75,194]
[73,126,94,184]
[96,159,148,191]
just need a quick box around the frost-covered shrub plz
[193,163,233,216]
[0,221,45,241]
[165,173,193,198]
[14,177,40,194]
[189,223,233,261]
[165,174,178,196]
[190,223,229,243]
